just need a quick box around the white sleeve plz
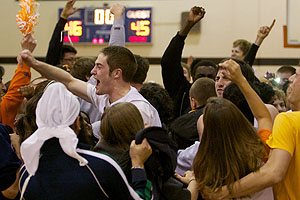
[175,142,200,176]
[131,101,162,127]
[109,18,125,47]
[86,83,99,108]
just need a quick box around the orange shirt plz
[0,63,31,128]
[258,129,272,162]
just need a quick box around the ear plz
[190,97,197,109]
[112,68,122,79]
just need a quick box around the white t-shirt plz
[79,76,101,124]
[87,84,161,138]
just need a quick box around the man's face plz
[215,70,231,97]
[193,66,216,82]
[277,72,293,87]
[91,53,114,95]
[61,52,76,68]
[272,95,286,113]
[287,68,300,107]
[231,46,244,60]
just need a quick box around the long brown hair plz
[100,102,144,150]
[193,97,265,193]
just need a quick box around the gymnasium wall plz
[0,0,298,84]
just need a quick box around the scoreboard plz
[59,7,152,44]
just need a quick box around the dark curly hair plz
[139,83,174,125]
[254,82,275,104]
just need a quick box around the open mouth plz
[94,79,100,89]
[96,79,100,86]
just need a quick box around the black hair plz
[254,82,275,104]
[0,65,5,78]
[139,83,174,125]
[282,81,290,95]
[277,65,296,75]
[223,82,259,125]
[60,45,77,60]
[191,60,217,78]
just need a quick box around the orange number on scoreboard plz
[64,20,82,36]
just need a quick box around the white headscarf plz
[20,82,88,176]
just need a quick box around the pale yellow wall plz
[0,63,285,86]
[0,0,299,83]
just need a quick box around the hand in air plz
[188,6,206,24]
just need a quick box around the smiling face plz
[272,95,286,113]
[91,53,114,95]
[231,46,245,60]
[215,70,231,97]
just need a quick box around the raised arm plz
[109,3,125,47]
[45,0,79,65]
[244,19,275,66]
[219,59,272,132]
[254,19,275,46]
[160,6,205,117]
[179,7,205,36]
[0,34,36,128]
[21,50,90,103]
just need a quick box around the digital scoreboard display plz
[58,7,152,44]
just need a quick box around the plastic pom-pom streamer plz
[16,0,40,36]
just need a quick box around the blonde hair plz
[233,39,251,56]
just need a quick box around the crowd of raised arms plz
[1,1,300,200]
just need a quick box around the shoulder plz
[77,149,124,174]
[125,87,154,110]
[274,111,300,126]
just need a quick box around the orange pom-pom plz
[16,0,40,36]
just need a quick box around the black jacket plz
[161,33,192,118]
[170,106,204,150]
[161,33,259,119]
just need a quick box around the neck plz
[293,103,300,111]
[131,83,143,91]
[109,82,131,103]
